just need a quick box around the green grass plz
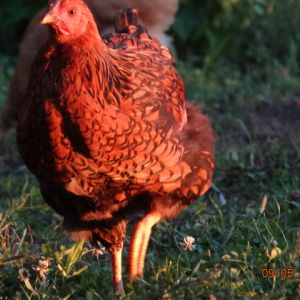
[0,56,299,299]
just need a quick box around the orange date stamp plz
[261,268,300,279]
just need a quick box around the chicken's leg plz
[128,211,161,282]
[111,247,125,297]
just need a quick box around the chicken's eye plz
[68,9,76,16]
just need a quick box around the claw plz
[115,280,126,298]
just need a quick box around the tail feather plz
[178,102,216,198]
[114,8,139,34]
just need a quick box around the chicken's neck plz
[51,36,127,108]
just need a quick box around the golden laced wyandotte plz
[17,0,215,296]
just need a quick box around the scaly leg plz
[110,247,125,297]
[128,211,161,282]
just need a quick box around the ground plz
[0,55,299,299]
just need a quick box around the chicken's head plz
[41,0,99,43]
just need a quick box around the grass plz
[0,54,299,299]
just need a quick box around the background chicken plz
[1,0,178,131]
[17,0,215,296]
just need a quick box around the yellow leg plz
[128,211,161,282]
[111,247,125,297]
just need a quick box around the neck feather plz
[51,32,126,109]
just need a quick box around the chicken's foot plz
[110,247,125,297]
[128,211,161,282]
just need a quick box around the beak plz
[41,14,57,25]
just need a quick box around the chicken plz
[17,0,215,296]
[1,0,178,131]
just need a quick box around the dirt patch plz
[249,99,300,145]
[215,98,300,154]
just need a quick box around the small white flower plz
[92,243,106,257]
[33,256,50,280]
[182,236,196,251]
